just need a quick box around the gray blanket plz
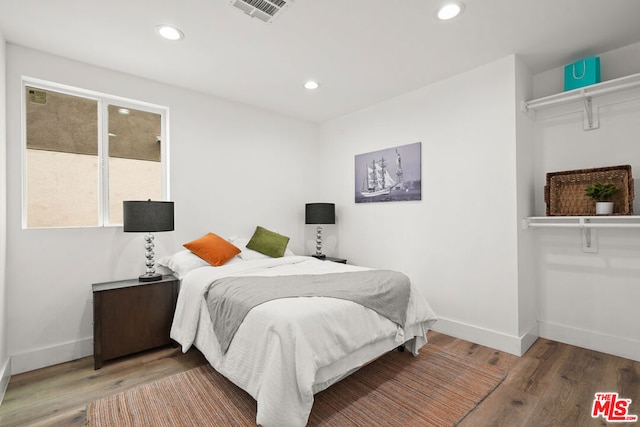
[204,270,411,354]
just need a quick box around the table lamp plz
[123,200,174,282]
[305,202,335,258]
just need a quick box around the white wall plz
[531,42,640,361]
[5,45,320,373]
[5,39,639,377]
[514,57,538,353]
[319,56,535,355]
[318,45,640,361]
[0,32,10,401]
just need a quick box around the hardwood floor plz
[429,333,640,427]
[0,332,638,426]
[0,346,207,427]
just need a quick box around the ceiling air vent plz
[229,0,292,23]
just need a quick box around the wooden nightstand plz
[312,255,347,264]
[92,275,179,369]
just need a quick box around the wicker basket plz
[544,165,634,216]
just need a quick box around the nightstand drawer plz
[92,275,178,369]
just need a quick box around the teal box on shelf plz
[564,56,601,91]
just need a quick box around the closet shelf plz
[522,72,640,112]
[524,216,640,229]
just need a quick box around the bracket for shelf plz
[582,95,599,130]
[581,219,598,253]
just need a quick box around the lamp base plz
[139,273,163,282]
[312,254,326,259]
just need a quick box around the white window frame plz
[21,76,171,229]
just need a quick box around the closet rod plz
[527,222,640,229]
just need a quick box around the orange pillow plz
[183,232,240,267]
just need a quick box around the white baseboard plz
[0,356,11,405]
[431,316,539,357]
[520,322,540,355]
[10,338,93,375]
[539,321,640,363]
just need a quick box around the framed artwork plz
[355,142,421,203]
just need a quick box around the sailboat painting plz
[355,142,421,203]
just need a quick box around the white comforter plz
[170,256,437,427]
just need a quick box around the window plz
[23,78,169,228]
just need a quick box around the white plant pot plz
[595,202,614,215]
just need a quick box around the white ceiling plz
[2,0,640,123]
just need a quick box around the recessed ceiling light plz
[304,81,320,90]
[437,3,464,20]
[155,25,184,41]
[118,108,130,115]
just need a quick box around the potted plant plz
[585,183,619,215]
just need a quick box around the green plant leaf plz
[585,183,620,202]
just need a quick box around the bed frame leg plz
[397,345,405,352]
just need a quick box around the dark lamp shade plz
[305,203,335,225]
[123,200,174,232]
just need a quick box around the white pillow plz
[157,250,210,279]
[229,236,295,260]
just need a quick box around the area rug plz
[86,344,505,426]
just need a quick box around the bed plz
[165,234,437,427]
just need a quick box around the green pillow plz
[246,226,290,258]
